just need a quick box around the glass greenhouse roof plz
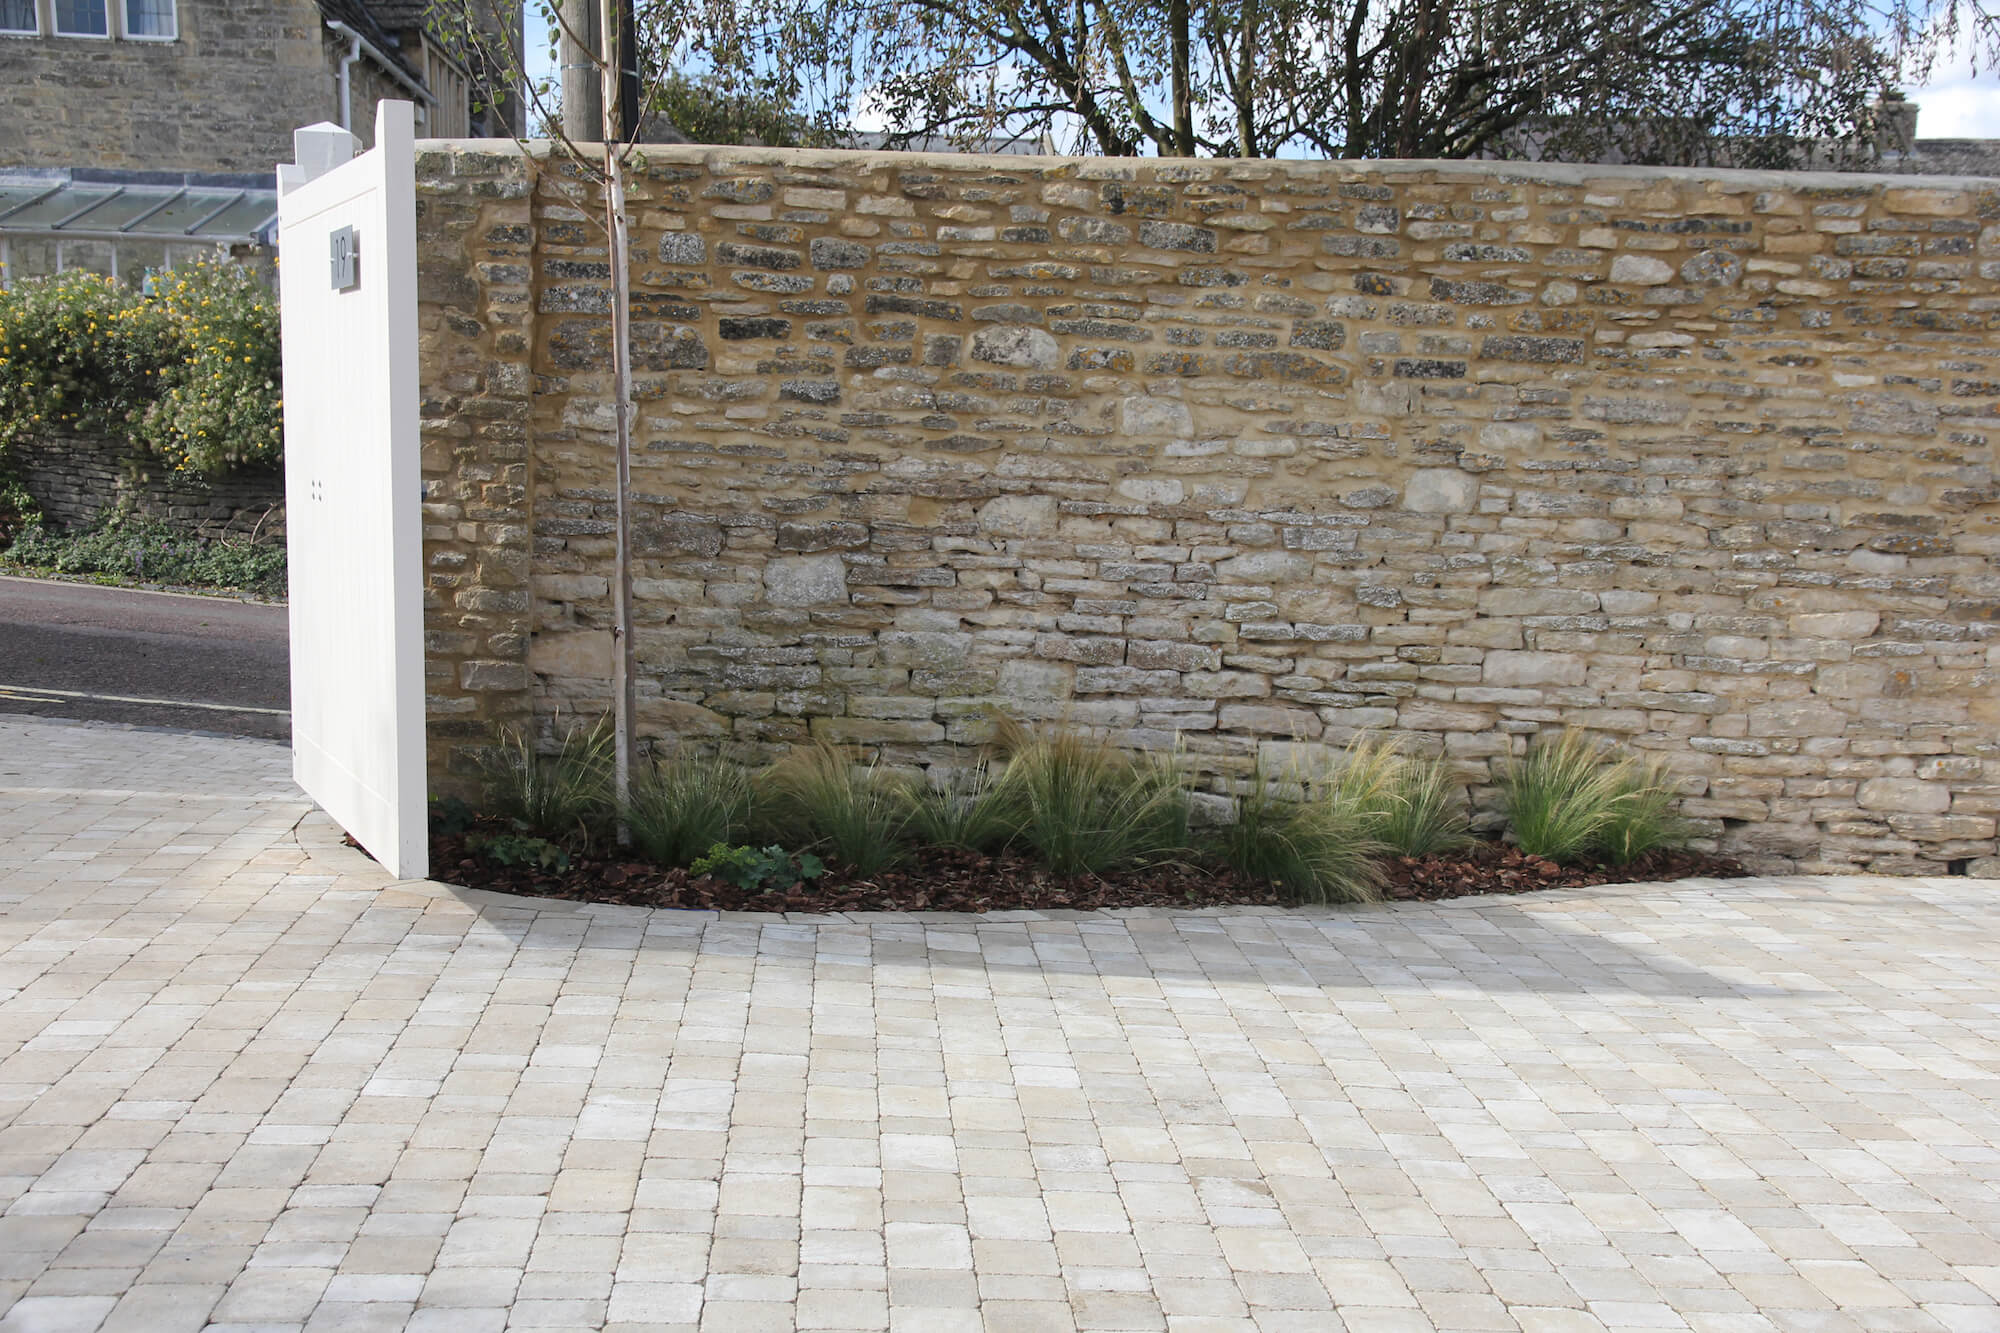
[0,168,278,246]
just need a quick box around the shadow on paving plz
[408,878,1816,1003]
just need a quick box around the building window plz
[124,0,173,38]
[0,0,37,35]
[54,0,109,36]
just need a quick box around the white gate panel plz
[278,102,426,880]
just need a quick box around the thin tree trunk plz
[1236,0,1258,157]
[599,0,637,827]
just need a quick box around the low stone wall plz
[416,141,2000,874]
[8,429,285,538]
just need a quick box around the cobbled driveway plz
[3,715,2000,1333]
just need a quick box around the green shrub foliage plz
[0,264,281,479]
[142,264,283,474]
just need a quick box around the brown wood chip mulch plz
[422,828,1748,915]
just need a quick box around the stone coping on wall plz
[413,138,2000,876]
[414,135,2000,195]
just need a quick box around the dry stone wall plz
[10,429,284,538]
[415,142,2000,874]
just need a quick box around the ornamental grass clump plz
[991,716,1191,876]
[1332,736,1471,858]
[1594,753,1688,864]
[759,740,912,874]
[625,750,755,868]
[1211,756,1383,904]
[899,760,1018,854]
[1501,729,1686,864]
[477,717,615,849]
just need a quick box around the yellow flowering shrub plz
[140,263,283,475]
[0,272,171,449]
[0,262,281,479]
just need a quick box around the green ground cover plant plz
[3,517,286,595]
[692,843,825,891]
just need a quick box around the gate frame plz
[277,102,426,880]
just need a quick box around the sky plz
[1910,52,2000,136]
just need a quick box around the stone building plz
[0,0,521,284]
[0,0,522,175]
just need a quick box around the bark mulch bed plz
[425,825,1747,914]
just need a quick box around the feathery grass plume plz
[900,760,1018,853]
[760,739,912,874]
[477,715,615,847]
[625,750,755,868]
[1324,733,1407,825]
[1347,737,1472,857]
[990,714,1191,876]
[1595,751,1688,864]
[1211,754,1383,904]
[1499,728,1632,863]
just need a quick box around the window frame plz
[52,0,111,38]
[120,0,174,40]
[0,0,39,37]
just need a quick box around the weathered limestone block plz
[1403,469,1479,514]
[765,555,849,607]
[1610,254,1674,284]
[1483,651,1587,688]
[1856,778,1952,814]
[530,631,613,679]
[978,495,1059,536]
[970,324,1060,369]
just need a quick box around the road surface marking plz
[0,684,291,718]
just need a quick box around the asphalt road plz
[0,576,290,740]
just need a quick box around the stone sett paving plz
[3,716,2000,1333]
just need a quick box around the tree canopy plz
[495,0,1995,165]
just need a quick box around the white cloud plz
[1906,38,2000,137]
[1907,79,2000,136]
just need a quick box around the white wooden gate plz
[277,102,426,880]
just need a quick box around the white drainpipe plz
[326,20,436,133]
[335,27,363,131]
